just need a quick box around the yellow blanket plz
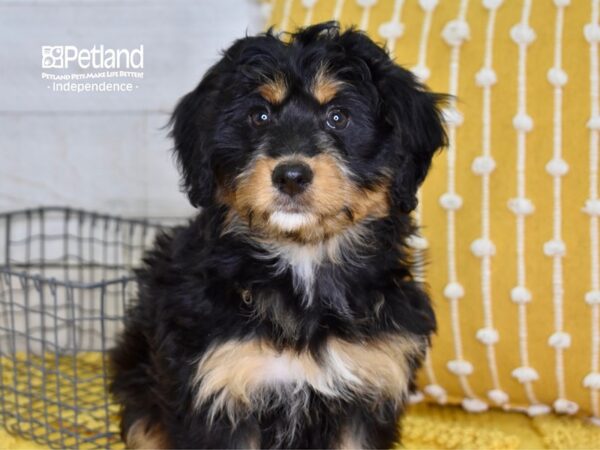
[2,403,600,449]
[1,353,600,448]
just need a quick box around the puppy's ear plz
[170,63,226,208]
[339,30,447,213]
[379,67,447,213]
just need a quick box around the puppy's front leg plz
[335,404,401,450]
[125,417,170,449]
[178,409,261,449]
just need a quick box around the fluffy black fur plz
[110,22,446,449]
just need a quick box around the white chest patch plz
[261,352,305,384]
[192,335,424,424]
[254,223,371,305]
[261,232,357,303]
[264,241,326,304]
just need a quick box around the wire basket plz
[0,207,170,449]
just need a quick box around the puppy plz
[110,22,446,449]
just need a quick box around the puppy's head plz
[171,22,446,243]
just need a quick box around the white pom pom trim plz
[589,115,600,130]
[470,238,496,257]
[442,20,470,46]
[584,23,600,43]
[553,0,570,5]
[447,359,473,376]
[443,107,464,127]
[408,391,425,404]
[585,290,600,305]
[511,286,532,304]
[406,235,429,250]
[590,416,600,426]
[301,0,318,7]
[444,282,465,299]
[483,0,504,10]
[472,155,496,175]
[583,199,600,216]
[356,0,377,7]
[548,331,571,349]
[462,398,488,413]
[508,197,535,215]
[424,383,447,400]
[475,67,497,87]
[583,372,600,389]
[527,404,552,416]
[476,327,499,345]
[547,67,568,87]
[543,239,566,257]
[545,158,569,176]
[488,389,509,405]
[439,192,463,210]
[411,65,431,82]
[512,366,539,383]
[554,398,579,415]
[378,21,404,40]
[511,23,536,45]
[513,113,534,132]
[588,115,600,130]
[418,0,438,11]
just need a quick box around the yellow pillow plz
[267,0,600,422]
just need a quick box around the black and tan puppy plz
[110,22,446,449]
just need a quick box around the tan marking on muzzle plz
[230,155,278,218]
[222,153,391,243]
[308,154,390,237]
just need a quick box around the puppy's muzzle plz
[271,161,313,197]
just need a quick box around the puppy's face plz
[171,23,446,243]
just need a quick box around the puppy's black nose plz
[272,162,313,196]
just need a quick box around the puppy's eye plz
[326,109,349,130]
[250,109,271,127]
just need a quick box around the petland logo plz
[41,45,144,69]
[41,45,144,93]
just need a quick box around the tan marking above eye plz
[311,67,345,104]
[258,74,288,104]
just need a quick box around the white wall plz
[0,0,264,219]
